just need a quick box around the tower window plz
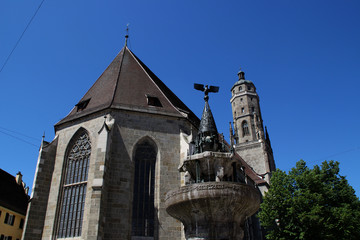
[239,86,242,91]
[241,108,245,113]
[247,86,251,91]
[234,111,236,117]
[240,98,243,102]
[251,107,255,113]
[242,121,250,136]
[132,140,157,238]
[57,131,91,238]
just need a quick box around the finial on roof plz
[125,23,129,46]
[237,67,245,80]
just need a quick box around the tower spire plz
[193,83,223,154]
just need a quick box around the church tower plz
[230,70,275,183]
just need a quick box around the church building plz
[22,38,274,240]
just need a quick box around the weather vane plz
[125,23,129,45]
[194,83,219,101]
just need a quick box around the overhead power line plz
[0,129,39,148]
[308,146,360,165]
[0,126,40,141]
[0,0,46,74]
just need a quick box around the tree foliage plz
[259,160,360,240]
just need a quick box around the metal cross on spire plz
[125,23,129,46]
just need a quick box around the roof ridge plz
[109,46,127,108]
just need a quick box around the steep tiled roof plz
[55,46,199,127]
[0,169,29,215]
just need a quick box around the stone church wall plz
[36,109,193,240]
[41,113,107,239]
[103,110,192,240]
[235,141,269,177]
[22,138,58,240]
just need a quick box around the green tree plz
[259,160,360,240]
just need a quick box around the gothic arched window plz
[242,121,250,136]
[131,139,157,238]
[57,131,91,238]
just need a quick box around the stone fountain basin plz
[165,182,260,239]
[179,151,236,182]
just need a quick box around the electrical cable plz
[0,0,46,74]
[0,126,39,141]
[0,129,38,148]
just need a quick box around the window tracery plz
[57,132,91,238]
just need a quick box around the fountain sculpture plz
[165,84,260,240]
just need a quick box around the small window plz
[240,98,243,102]
[232,90,235,95]
[241,108,245,113]
[146,95,162,107]
[75,99,90,112]
[242,121,250,136]
[19,218,24,229]
[234,111,236,117]
[4,213,15,225]
[251,107,255,113]
[239,86,242,91]
[247,86,251,91]
[251,97,253,101]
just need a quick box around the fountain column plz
[165,84,260,240]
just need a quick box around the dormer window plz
[146,95,162,107]
[75,99,90,112]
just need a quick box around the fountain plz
[165,84,260,240]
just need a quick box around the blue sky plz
[1,0,360,196]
